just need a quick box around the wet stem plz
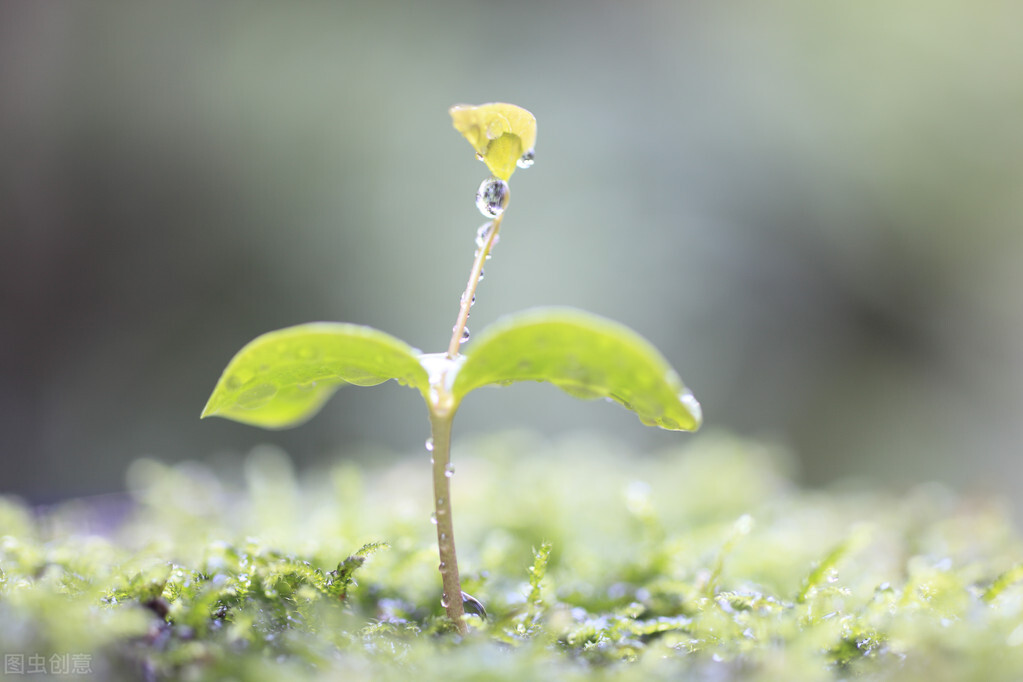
[446,205,505,359]
[428,192,508,633]
[427,406,464,632]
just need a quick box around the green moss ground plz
[2,431,1023,680]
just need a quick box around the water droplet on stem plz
[460,328,470,344]
[445,463,455,478]
[475,176,509,218]
[475,222,493,248]
[425,437,434,452]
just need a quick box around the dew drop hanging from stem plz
[475,177,509,218]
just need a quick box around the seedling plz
[202,103,702,633]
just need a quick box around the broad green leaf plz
[452,308,702,431]
[202,323,428,429]
[450,102,537,181]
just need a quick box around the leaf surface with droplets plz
[202,323,428,429]
[452,308,702,431]
[450,102,537,181]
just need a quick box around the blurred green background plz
[2,1,1022,503]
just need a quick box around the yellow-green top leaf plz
[452,307,702,431]
[450,102,537,181]
[201,323,428,429]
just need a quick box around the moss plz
[2,432,1022,680]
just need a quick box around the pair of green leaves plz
[202,307,701,432]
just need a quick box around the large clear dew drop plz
[476,176,509,218]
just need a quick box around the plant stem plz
[427,405,466,633]
[429,187,511,632]
[446,204,507,359]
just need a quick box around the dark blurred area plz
[2,1,1022,502]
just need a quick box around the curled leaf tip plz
[450,102,537,181]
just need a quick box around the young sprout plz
[201,103,701,633]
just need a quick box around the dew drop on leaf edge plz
[517,148,535,169]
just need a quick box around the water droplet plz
[517,148,535,169]
[478,269,485,282]
[486,117,509,140]
[425,437,434,452]
[475,151,485,162]
[430,512,437,525]
[439,562,446,571]
[445,463,455,478]
[439,532,447,541]
[437,497,445,506]
[440,592,450,608]
[475,221,493,248]
[475,176,509,218]
[226,368,257,389]
[460,327,470,344]
[235,383,278,408]
[679,391,703,425]
[462,592,488,619]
